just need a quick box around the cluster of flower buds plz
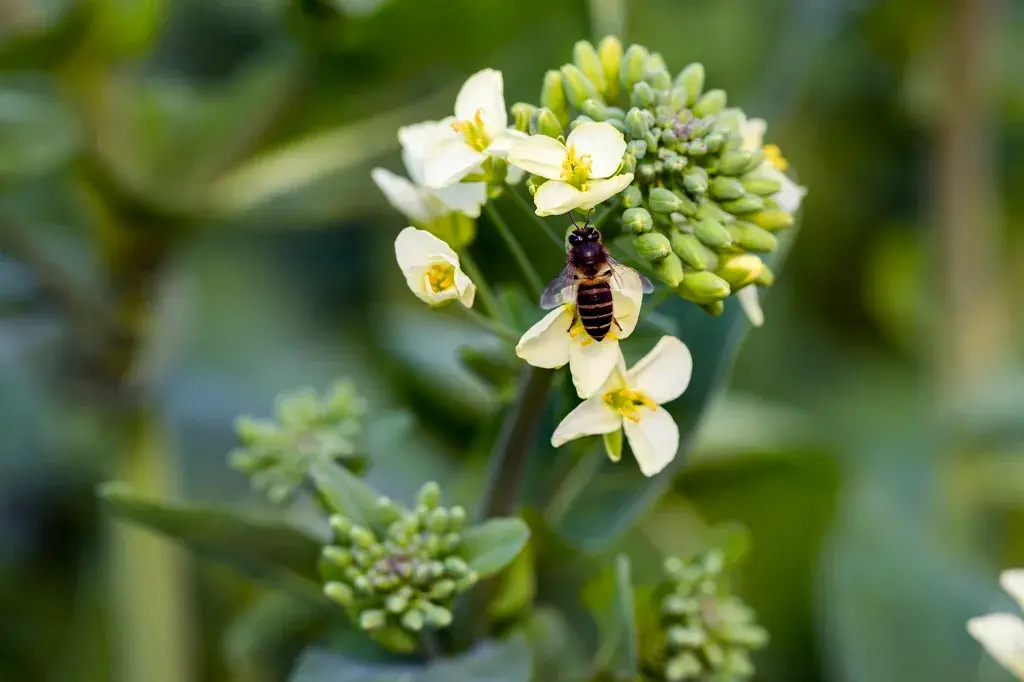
[512,37,804,317]
[659,550,769,681]
[320,481,477,650]
[229,380,366,503]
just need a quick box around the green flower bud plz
[693,217,733,248]
[646,65,672,91]
[413,563,433,585]
[705,132,727,154]
[662,594,699,616]
[330,515,353,540]
[527,174,545,195]
[444,556,469,577]
[741,174,782,196]
[741,147,765,172]
[653,253,685,286]
[353,574,373,594]
[695,201,731,223]
[423,508,447,534]
[620,184,644,209]
[665,653,703,682]
[349,525,376,549]
[455,571,478,592]
[709,176,745,201]
[748,208,794,231]
[425,533,442,556]
[400,608,424,632]
[360,609,386,630]
[420,602,454,628]
[573,40,605,94]
[668,626,707,648]
[560,64,599,109]
[730,221,778,252]
[386,592,409,614]
[623,207,654,234]
[693,89,727,117]
[716,150,754,176]
[670,86,689,112]
[617,153,636,174]
[720,194,766,214]
[630,81,656,109]
[675,192,698,216]
[620,44,649,94]
[528,107,564,138]
[581,98,624,122]
[511,102,536,133]
[682,167,709,195]
[716,253,765,289]
[648,187,682,214]
[665,155,687,175]
[325,581,354,606]
[678,271,731,304]
[674,62,705,107]
[568,114,595,132]
[643,129,660,153]
[598,36,623,101]
[603,117,626,134]
[671,231,713,270]
[756,263,775,286]
[637,162,658,183]
[704,642,726,667]
[417,481,441,509]
[429,579,457,601]
[638,232,672,261]
[702,300,725,316]
[448,506,466,531]
[442,532,461,553]
[541,70,570,127]
[323,546,353,568]
[625,107,649,140]
[626,139,647,159]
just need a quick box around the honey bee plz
[541,214,654,341]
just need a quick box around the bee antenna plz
[568,212,580,230]
[584,209,595,229]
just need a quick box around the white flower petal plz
[506,162,525,185]
[454,68,507,137]
[454,270,476,308]
[422,139,487,188]
[577,174,634,210]
[371,168,436,224]
[737,285,765,327]
[398,119,457,185]
[626,336,693,405]
[550,398,621,447]
[740,117,767,151]
[431,182,487,218]
[508,135,568,180]
[610,287,641,340]
[486,128,528,159]
[568,337,621,398]
[515,306,573,369]
[1001,571,1024,611]
[623,405,679,477]
[534,180,586,216]
[968,613,1024,680]
[394,226,458,276]
[565,122,626,178]
[774,171,807,214]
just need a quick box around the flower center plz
[451,108,491,152]
[425,263,456,293]
[763,144,788,171]
[560,144,593,190]
[602,387,656,422]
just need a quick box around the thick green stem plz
[485,203,546,299]
[459,250,503,321]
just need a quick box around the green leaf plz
[224,592,330,682]
[98,483,325,603]
[458,518,530,578]
[290,633,532,682]
[486,541,536,620]
[309,461,395,535]
[0,76,80,181]
[584,554,639,679]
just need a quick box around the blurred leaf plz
[290,633,532,682]
[487,541,535,620]
[524,606,589,682]
[225,592,330,682]
[99,483,325,602]
[0,0,90,70]
[584,554,639,680]
[309,461,392,535]
[458,517,530,578]
[90,0,166,58]
[0,76,80,180]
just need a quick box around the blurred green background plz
[2,0,1024,680]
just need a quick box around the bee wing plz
[540,262,578,309]
[606,255,655,294]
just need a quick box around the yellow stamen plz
[560,144,593,190]
[451,108,491,152]
[763,144,788,171]
[602,387,656,423]
[425,263,456,293]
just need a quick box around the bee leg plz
[567,309,579,333]
[612,316,622,331]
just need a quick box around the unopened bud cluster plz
[230,380,366,503]
[659,551,769,682]
[515,37,799,316]
[320,482,476,646]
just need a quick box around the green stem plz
[485,203,546,299]
[508,189,566,250]
[543,444,606,525]
[458,250,503,321]
[451,306,520,342]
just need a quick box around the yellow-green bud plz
[620,44,649,94]
[617,153,636,174]
[360,609,386,630]
[704,132,726,153]
[527,174,545,196]
[756,263,775,286]
[666,653,703,682]
[702,300,725,316]
[603,428,623,462]
[581,98,623,122]
[349,525,376,549]
[693,89,727,117]
[421,603,454,628]
[677,271,731,304]
[668,625,707,648]
[426,507,449,533]
[695,201,731,223]
[653,253,684,286]
[417,481,441,508]
[716,150,754,176]
[385,592,409,614]
[330,515,353,539]
[442,532,461,552]
[573,40,605,95]
[670,86,689,112]
[709,176,745,201]
[511,102,536,133]
[648,187,682,214]
[637,162,658,183]
[530,107,563,138]
[743,148,766,172]
[324,582,353,606]
[623,207,654,234]
[400,608,424,632]
[670,231,711,270]
[597,35,623,101]
[748,208,794,231]
[568,114,594,132]
[429,579,456,601]
[444,556,469,577]
[560,64,599,109]
[624,107,649,140]
[621,184,643,208]
[448,505,466,531]
[638,232,672,261]
[716,253,766,289]
[541,70,570,127]
[682,167,709,195]
[742,174,783,196]
[675,192,698,217]
[604,117,626,134]
[647,66,671,91]
[630,81,656,108]
[323,546,353,567]
[720,194,766,214]
[665,155,687,175]
[694,217,733,248]
[674,63,705,107]
[626,139,647,158]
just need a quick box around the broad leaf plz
[290,633,532,682]
[584,554,639,680]
[458,518,530,578]
[0,76,80,180]
[99,483,325,602]
[309,461,397,535]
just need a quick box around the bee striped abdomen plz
[577,281,614,341]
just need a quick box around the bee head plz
[568,226,601,246]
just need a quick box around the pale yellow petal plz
[422,139,486,188]
[372,168,435,223]
[534,181,586,216]
[394,227,457,276]
[507,135,568,180]
[550,398,621,447]
[577,174,633,210]
[626,336,693,405]
[968,613,1024,680]
[454,68,507,138]
[565,122,626,178]
[515,307,573,369]
[568,337,621,399]
[623,405,679,477]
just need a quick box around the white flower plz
[735,116,807,327]
[372,120,488,223]
[394,227,475,308]
[420,69,525,189]
[515,268,645,399]
[550,336,692,477]
[507,121,634,216]
[968,570,1024,680]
